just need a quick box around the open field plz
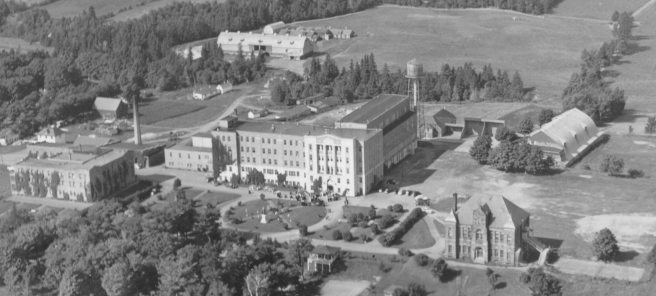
[385,133,656,267]
[137,100,205,125]
[550,0,647,20]
[110,0,221,22]
[393,218,435,249]
[225,199,326,232]
[39,0,217,19]
[294,6,611,101]
[0,37,53,54]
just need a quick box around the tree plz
[592,228,619,262]
[230,173,239,185]
[332,230,342,240]
[286,238,313,279]
[488,271,500,292]
[342,231,353,242]
[495,125,517,142]
[517,116,534,135]
[645,116,656,135]
[312,177,322,196]
[102,262,134,296]
[487,140,518,172]
[276,173,287,186]
[175,189,186,201]
[599,155,624,176]
[469,135,492,164]
[212,137,232,178]
[431,258,447,280]
[173,178,181,190]
[244,264,270,296]
[58,269,90,296]
[611,10,620,22]
[538,109,555,126]
[370,224,380,235]
[298,225,308,236]
[368,207,376,220]
[527,268,562,296]
[406,282,427,296]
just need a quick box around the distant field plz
[550,0,647,20]
[499,104,560,129]
[293,6,611,101]
[109,0,221,22]
[39,0,217,19]
[0,37,53,54]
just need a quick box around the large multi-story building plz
[217,31,313,60]
[165,133,214,173]
[444,194,531,266]
[10,148,136,202]
[210,94,417,196]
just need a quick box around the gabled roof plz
[310,97,340,109]
[218,31,310,50]
[528,108,596,147]
[265,21,286,31]
[73,135,115,147]
[93,97,124,112]
[194,86,217,96]
[38,127,65,137]
[312,245,340,255]
[342,29,353,36]
[456,195,529,229]
[339,94,407,124]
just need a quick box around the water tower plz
[406,59,425,139]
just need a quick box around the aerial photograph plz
[0,0,654,295]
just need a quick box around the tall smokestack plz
[133,99,142,145]
[453,193,458,213]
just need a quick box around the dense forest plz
[382,0,556,15]
[560,11,632,121]
[0,198,318,296]
[271,53,529,104]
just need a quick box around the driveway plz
[553,258,645,281]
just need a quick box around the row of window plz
[169,152,211,160]
[447,228,512,245]
[240,136,304,147]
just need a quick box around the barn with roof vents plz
[217,31,312,60]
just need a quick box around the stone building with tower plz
[444,194,532,266]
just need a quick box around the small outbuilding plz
[36,127,67,144]
[263,21,286,35]
[248,109,269,119]
[308,97,340,113]
[93,97,128,119]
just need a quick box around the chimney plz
[134,98,142,145]
[271,124,275,131]
[453,193,458,213]
[79,144,82,151]
[68,153,72,160]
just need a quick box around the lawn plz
[0,37,53,54]
[109,0,223,22]
[293,6,611,101]
[393,218,435,249]
[162,187,205,202]
[0,166,11,199]
[498,104,560,129]
[194,191,240,207]
[0,200,17,216]
[40,0,219,19]
[137,100,206,125]
[550,0,647,20]
[225,199,326,233]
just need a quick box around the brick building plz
[165,133,214,172]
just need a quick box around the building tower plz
[406,59,425,139]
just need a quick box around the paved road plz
[634,0,656,18]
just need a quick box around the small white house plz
[248,109,269,119]
[36,127,67,144]
[217,82,233,94]
[193,83,233,100]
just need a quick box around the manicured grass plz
[433,219,445,235]
[194,191,240,207]
[137,101,205,125]
[0,166,11,199]
[295,6,611,100]
[393,219,435,249]
[0,200,17,215]
[226,199,326,233]
[342,205,373,219]
[17,203,41,211]
[162,188,204,202]
[112,180,154,199]
[430,197,468,213]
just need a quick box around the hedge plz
[378,208,423,247]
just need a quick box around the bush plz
[370,224,380,235]
[298,225,309,236]
[398,248,414,257]
[599,155,624,176]
[592,228,619,261]
[519,272,531,284]
[342,231,353,242]
[332,230,342,240]
[387,205,393,211]
[646,244,656,265]
[360,233,368,242]
[414,253,430,266]
[431,258,447,279]
[628,169,644,178]
[358,221,368,228]
[378,208,424,247]
[378,214,395,229]
[260,193,265,200]
[230,218,241,224]
[173,178,181,189]
[237,201,242,206]
[393,204,403,212]
[369,207,377,219]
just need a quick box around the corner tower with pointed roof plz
[444,194,530,266]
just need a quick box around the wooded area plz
[271,54,530,104]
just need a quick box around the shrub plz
[646,244,656,265]
[592,228,619,261]
[431,258,447,279]
[237,201,242,206]
[230,218,241,224]
[298,225,309,236]
[393,204,403,212]
[370,224,380,235]
[387,205,393,211]
[358,221,368,228]
[414,253,430,266]
[378,208,423,247]
[260,193,265,200]
[519,272,531,284]
[582,164,591,170]
[369,208,377,220]
[348,213,359,226]
[398,248,413,257]
[342,231,353,242]
[357,212,365,222]
[628,169,644,178]
[332,230,342,240]
[599,155,624,176]
[378,214,395,229]
[360,233,368,242]
[173,178,181,189]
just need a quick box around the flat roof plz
[16,150,127,170]
[167,140,212,153]
[338,94,407,124]
[221,121,379,142]
[108,142,161,151]
[193,132,213,139]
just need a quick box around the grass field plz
[550,0,647,20]
[393,218,435,249]
[137,100,205,125]
[0,37,53,53]
[498,104,560,129]
[109,0,221,22]
[294,6,611,101]
[0,166,10,199]
[194,191,240,207]
[39,0,217,19]
[226,199,326,232]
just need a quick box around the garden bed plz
[225,199,326,233]
[392,219,435,249]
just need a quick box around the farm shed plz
[217,31,312,60]
[93,97,128,119]
[263,21,286,34]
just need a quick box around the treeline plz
[0,198,318,296]
[0,1,30,26]
[272,53,530,104]
[561,11,633,122]
[382,0,555,15]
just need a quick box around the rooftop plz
[167,140,212,153]
[194,85,218,96]
[38,127,65,137]
[312,245,340,255]
[218,31,309,50]
[338,94,408,124]
[16,149,127,170]
[108,142,161,151]
[193,132,213,139]
[93,97,124,111]
[73,135,116,147]
[223,121,380,142]
[456,195,530,229]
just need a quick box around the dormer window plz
[228,38,232,41]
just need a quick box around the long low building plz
[10,148,137,202]
[217,31,312,60]
[165,133,214,172]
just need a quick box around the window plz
[240,136,243,141]
[246,137,249,142]
[309,144,312,149]
[274,160,277,165]
[507,235,511,244]
[448,228,452,238]
[359,147,362,152]
[241,147,244,152]
[500,251,504,258]
[296,161,299,167]
[169,152,172,157]
[179,153,181,158]
[198,155,201,160]
[359,177,362,183]
[284,161,288,166]
[247,157,250,162]
[284,140,287,145]
[448,245,452,255]
[495,232,498,242]
[268,139,270,144]
[284,150,287,156]
[267,149,271,154]
[273,139,276,144]
[296,141,298,146]
[251,137,254,142]
[268,159,271,164]
[476,229,483,240]
[253,158,256,163]
[274,149,277,155]
[346,158,349,163]
[337,178,340,183]
[500,233,504,243]
[494,249,498,257]
[188,154,190,159]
